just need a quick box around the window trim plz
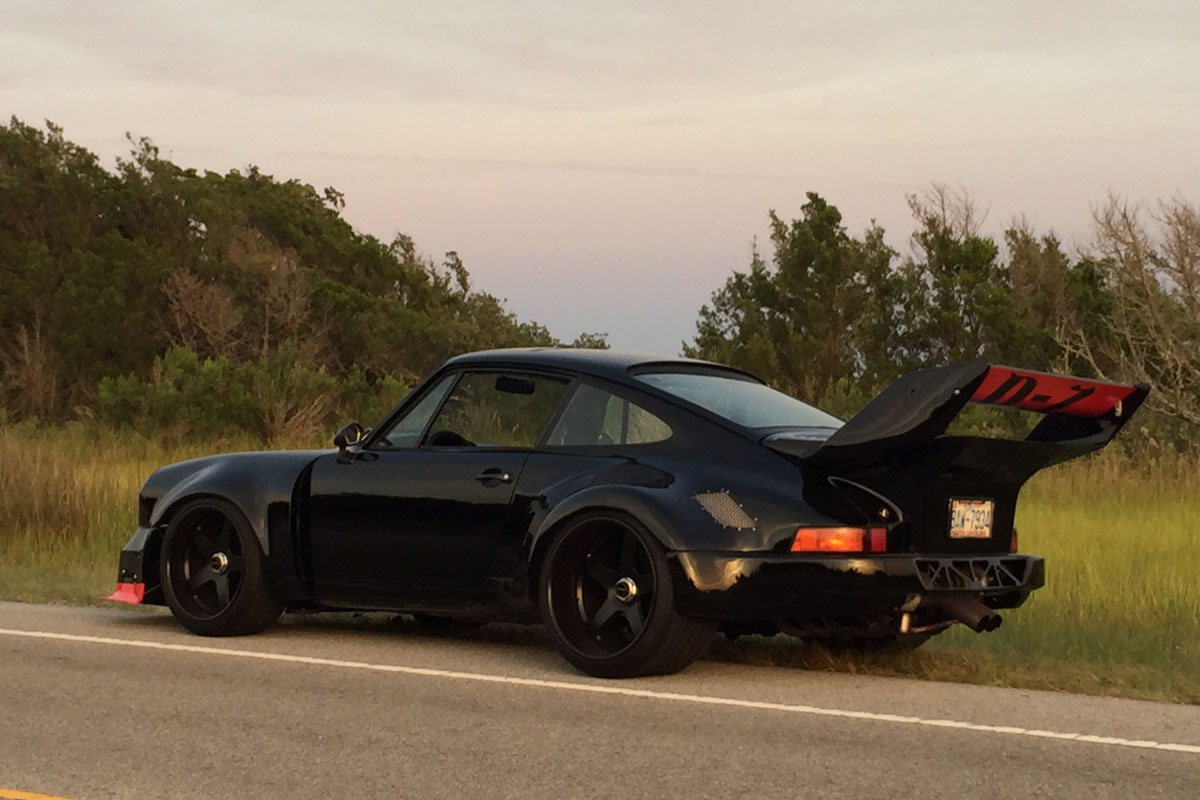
[628,362,763,383]
[533,377,581,450]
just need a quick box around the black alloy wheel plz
[173,510,244,618]
[160,498,284,636]
[540,512,714,678]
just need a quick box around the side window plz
[423,372,568,448]
[374,373,456,449]
[626,402,673,444]
[546,383,672,447]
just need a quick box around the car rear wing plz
[765,362,1149,553]
[781,362,1149,468]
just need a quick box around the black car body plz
[108,349,1147,677]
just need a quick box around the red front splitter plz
[105,582,145,604]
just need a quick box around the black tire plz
[159,498,284,636]
[539,512,714,678]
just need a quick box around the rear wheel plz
[159,498,284,636]
[539,512,714,678]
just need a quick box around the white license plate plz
[949,498,994,539]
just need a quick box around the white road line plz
[3,626,1198,755]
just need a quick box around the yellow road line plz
[0,790,78,800]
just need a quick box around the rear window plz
[635,371,842,430]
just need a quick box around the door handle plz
[475,468,513,484]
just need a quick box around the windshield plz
[635,371,843,430]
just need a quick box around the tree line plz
[2,117,1196,448]
[0,117,605,441]
[686,188,1199,448]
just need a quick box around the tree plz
[1055,196,1200,427]
[0,119,168,411]
[686,193,901,401]
[899,184,1014,366]
[569,332,610,349]
[1,117,602,427]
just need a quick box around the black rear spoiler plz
[766,363,1148,552]
[767,361,1149,468]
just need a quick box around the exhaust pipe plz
[935,593,1002,633]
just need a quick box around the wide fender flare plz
[527,483,709,567]
[525,468,834,571]
[147,454,320,555]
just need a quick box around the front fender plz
[144,450,328,554]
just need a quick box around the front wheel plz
[159,498,284,636]
[539,512,714,678]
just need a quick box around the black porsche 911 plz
[107,349,1147,677]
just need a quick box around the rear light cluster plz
[790,526,888,554]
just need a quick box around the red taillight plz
[868,527,887,552]
[1010,528,1018,552]
[791,526,888,554]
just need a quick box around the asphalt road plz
[1,602,1198,800]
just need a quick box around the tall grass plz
[1,425,1196,701]
[0,424,305,601]
[907,451,1200,700]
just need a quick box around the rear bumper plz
[669,551,1044,621]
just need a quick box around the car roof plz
[442,348,760,384]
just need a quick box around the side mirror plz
[334,422,364,461]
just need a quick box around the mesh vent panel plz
[694,491,756,530]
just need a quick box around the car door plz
[307,369,568,602]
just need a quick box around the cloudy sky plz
[3,1,1197,353]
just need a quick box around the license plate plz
[949,498,994,539]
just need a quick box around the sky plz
[2,0,1198,354]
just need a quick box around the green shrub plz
[338,366,411,429]
[99,348,258,438]
[98,345,412,444]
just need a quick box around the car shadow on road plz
[271,611,926,678]
[100,604,927,681]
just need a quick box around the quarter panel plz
[510,430,859,584]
